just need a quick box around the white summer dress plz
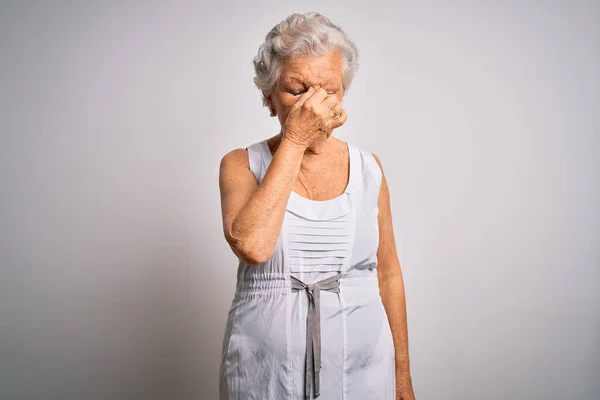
[219,139,396,400]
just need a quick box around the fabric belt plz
[290,272,344,399]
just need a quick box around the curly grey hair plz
[253,12,360,108]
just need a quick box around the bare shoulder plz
[219,147,255,181]
[220,147,249,172]
[219,147,257,196]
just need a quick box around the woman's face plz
[265,49,345,128]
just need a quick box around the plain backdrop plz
[1,1,598,399]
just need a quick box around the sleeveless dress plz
[219,139,396,400]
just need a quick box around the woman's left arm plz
[372,154,416,400]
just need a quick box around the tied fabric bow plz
[290,273,343,399]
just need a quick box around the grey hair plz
[253,12,360,108]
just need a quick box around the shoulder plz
[221,141,266,183]
[220,139,267,168]
[219,148,249,173]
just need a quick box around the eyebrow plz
[286,77,336,86]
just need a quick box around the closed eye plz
[289,89,337,96]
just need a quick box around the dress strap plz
[359,149,383,193]
[245,142,266,183]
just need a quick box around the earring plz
[269,106,277,117]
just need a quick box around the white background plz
[1,1,598,399]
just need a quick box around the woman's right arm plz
[219,138,307,264]
[218,86,346,265]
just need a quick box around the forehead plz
[280,50,343,86]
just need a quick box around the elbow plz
[241,249,271,265]
[233,240,272,265]
[226,227,272,265]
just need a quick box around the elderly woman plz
[218,12,415,400]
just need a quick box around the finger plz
[329,105,343,119]
[325,111,345,138]
[324,99,343,120]
[329,108,347,128]
[320,94,339,111]
[292,86,317,109]
[317,95,341,121]
[304,87,328,107]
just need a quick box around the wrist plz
[280,135,309,153]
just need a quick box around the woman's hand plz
[282,85,347,148]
